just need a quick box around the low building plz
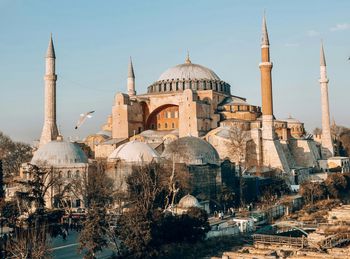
[319,156,350,173]
[170,194,207,215]
[106,140,160,191]
[232,217,255,233]
[161,136,223,202]
[19,136,89,210]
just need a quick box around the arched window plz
[67,171,71,178]
[172,122,175,128]
[158,123,161,129]
[165,123,168,129]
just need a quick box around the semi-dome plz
[158,62,220,81]
[31,140,88,166]
[162,136,220,165]
[96,130,112,138]
[178,194,201,209]
[108,140,159,163]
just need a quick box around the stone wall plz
[289,139,320,168]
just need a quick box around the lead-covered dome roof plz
[108,140,159,163]
[162,136,220,165]
[158,62,220,81]
[31,140,88,166]
[178,194,201,209]
[147,56,231,95]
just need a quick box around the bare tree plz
[0,131,32,177]
[163,158,191,211]
[299,181,327,204]
[227,126,250,163]
[5,223,51,259]
[227,126,250,207]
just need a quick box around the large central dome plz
[158,60,220,81]
[147,56,231,95]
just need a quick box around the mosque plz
[89,15,334,181]
[20,15,347,210]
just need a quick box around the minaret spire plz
[127,56,136,96]
[261,12,270,47]
[46,33,56,58]
[319,41,334,158]
[39,34,59,146]
[128,56,135,78]
[259,13,274,140]
[320,40,326,67]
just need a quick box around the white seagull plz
[75,111,95,129]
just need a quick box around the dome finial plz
[185,50,191,64]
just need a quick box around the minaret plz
[39,34,59,147]
[319,42,334,158]
[259,14,274,140]
[127,57,136,96]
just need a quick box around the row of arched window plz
[156,122,176,130]
[148,80,230,93]
[58,170,81,178]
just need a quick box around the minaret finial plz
[261,11,270,46]
[128,56,135,78]
[185,50,191,64]
[320,40,326,66]
[46,33,56,58]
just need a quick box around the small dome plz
[284,116,301,124]
[178,194,200,209]
[108,141,159,163]
[32,140,88,166]
[162,136,220,165]
[158,62,220,81]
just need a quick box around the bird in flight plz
[75,111,95,129]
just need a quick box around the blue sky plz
[1,0,350,143]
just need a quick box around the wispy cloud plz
[307,30,320,37]
[330,23,350,31]
[284,43,300,47]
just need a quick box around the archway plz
[146,104,179,131]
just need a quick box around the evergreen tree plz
[79,203,109,259]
